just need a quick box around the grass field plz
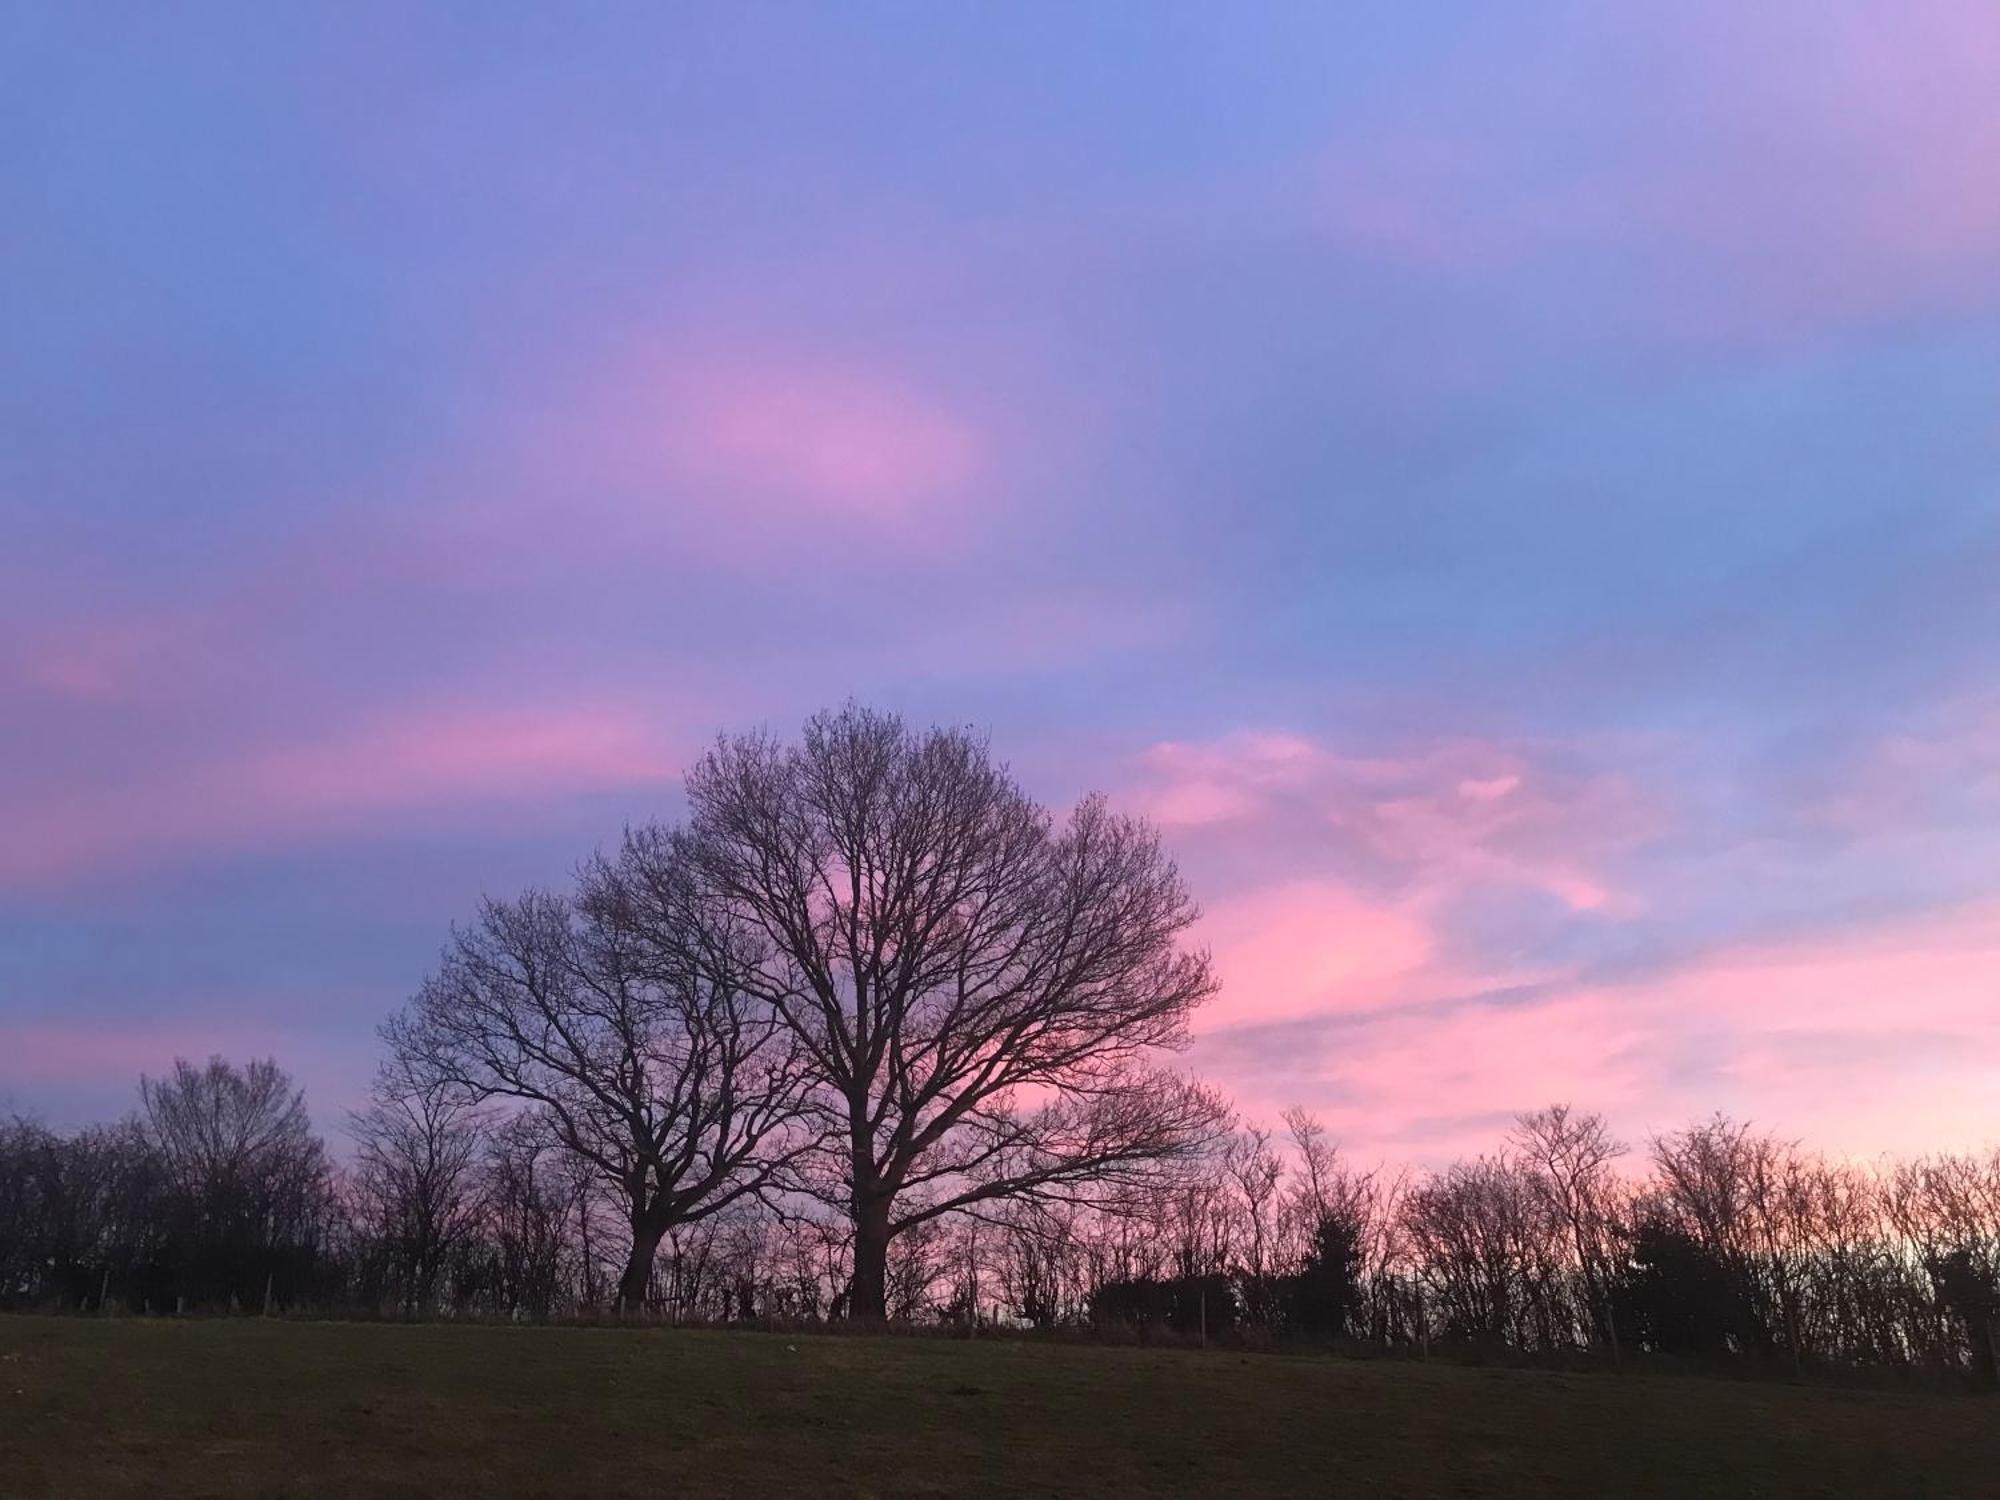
[3,1316,1994,1498]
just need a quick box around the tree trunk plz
[849,1205,893,1322]
[618,1220,665,1316]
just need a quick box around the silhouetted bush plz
[1090,1274,1238,1339]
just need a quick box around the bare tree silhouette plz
[1512,1105,1626,1362]
[682,703,1227,1319]
[348,1059,488,1315]
[386,832,813,1312]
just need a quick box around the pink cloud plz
[1,703,679,889]
[1303,3,2000,351]
[1139,724,1999,1162]
[1198,879,1437,1032]
[445,344,996,571]
[645,355,985,519]
[1128,728,1659,1151]
[0,1022,273,1085]
[1194,888,2000,1165]
[1309,136,1513,275]
[1720,2,2000,267]
[1133,729,1657,915]
[0,1017,385,1131]
[18,636,137,703]
[233,707,673,819]
[1196,985,1651,1165]
[1794,694,2000,838]
[1585,901,2000,1155]
[4,605,212,709]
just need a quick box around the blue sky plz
[3,2,1997,1157]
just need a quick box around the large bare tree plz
[385,832,812,1311]
[681,704,1226,1319]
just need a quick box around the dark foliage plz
[1089,1273,1238,1338]
[1616,1214,1751,1358]
[1287,1212,1365,1339]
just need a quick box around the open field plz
[2,1317,1994,1498]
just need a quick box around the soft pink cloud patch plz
[1331,991,1654,1157]
[5,609,206,708]
[478,345,993,564]
[1310,136,1513,276]
[1308,902,2000,1162]
[235,708,674,822]
[1723,2,2000,267]
[0,1018,385,1131]
[1588,903,1999,1154]
[1132,727,1659,1148]
[1304,2,2000,349]
[2,703,679,888]
[1796,694,2000,837]
[1135,729,1657,915]
[1194,893,2000,1164]
[1198,879,1436,1032]
[1142,723,1998,1161]
[650,356,985,519]
[18,636,136,703]
[851,585,1187,683]
[1588,901,2000,1155]
[0,1022,275,1085]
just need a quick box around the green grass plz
[1,1316,1993,1498]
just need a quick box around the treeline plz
[0,1058,614,1319]
[4,706,1995,1386]
[5,1066,1998,1384]
[1053,1109,2000,1384]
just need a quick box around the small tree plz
[1224,1129,1282,1313]
[386,831,813,1312]
[1929,1249,2000,1386]
[1291,1211,1364,1340]
[1281,1109,1401,1343]
[478,1115,577,1318]
[349,1061,489,1315]
[1511,1104,1627,1359]
[1618,1208,1748,1357]
[140,1056,333,1309]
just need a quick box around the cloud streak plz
[2,704,679,890]
[1130,715,2000,1160]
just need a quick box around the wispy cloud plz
[2,703,679,890]
[1136,718,2000,1159]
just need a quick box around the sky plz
[3,2,1998,1163]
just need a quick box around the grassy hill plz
[3,1316,1993,1497]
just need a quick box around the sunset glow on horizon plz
[3,2,1997,1165]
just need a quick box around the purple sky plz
[4,2,1998,1160]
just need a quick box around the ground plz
[2,1316,1993,1497]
